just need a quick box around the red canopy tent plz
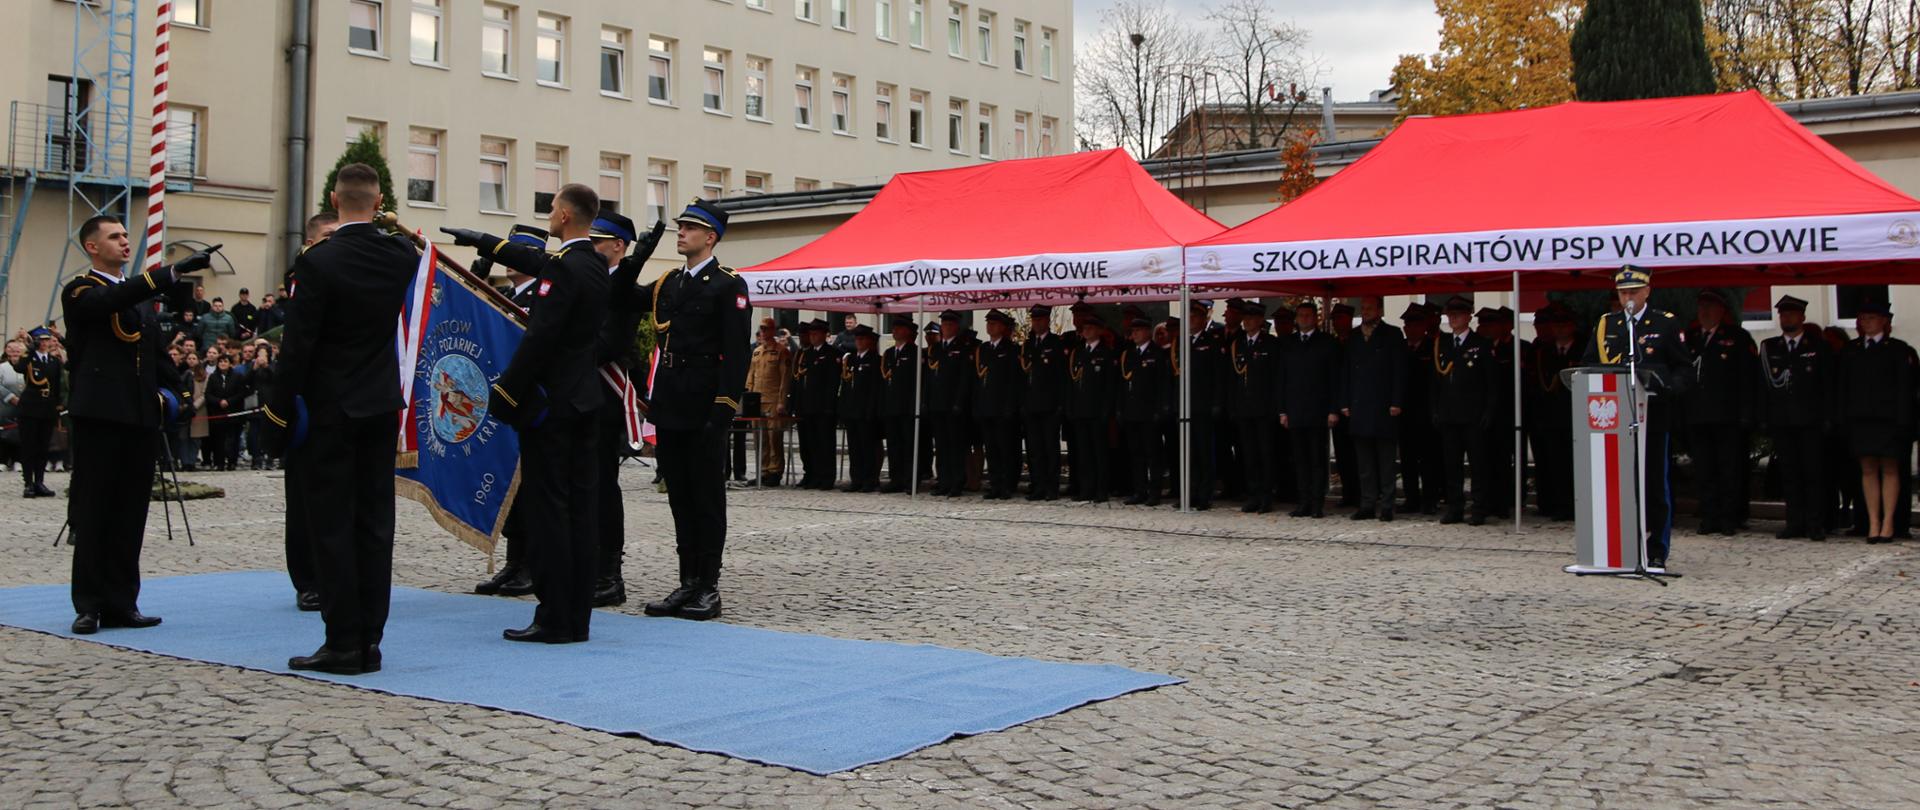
[741,149,1225,311]
[1190,90,1920,295]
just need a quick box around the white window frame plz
[703,47,729,114]
[166,106,204,178]
[535,13,567,87]
[907,0,925,49]
[1040,28,1056,80]
[948,98,966,154]
[947,2,965,58]
[648,36,675,105]
[908,90,928,148]
[875,83,895,142]
[702,166,728,201]
[832,0,851,30]
[875,0,894,41]
[348,0,384,56]
[745,56,770,122]
[831,74,853,135]
[533,143,564,214]
[1013,111,1028,158]
[174,0,207,28]
[796,0,815,22]
[479,137,513,214]
[744,172,769,196]
[977,103,994,158]
[794,178,819,192]
[481,3,514,79]
[747,0,768,9]
[600,26,629,97]
[976,10,993,65]
[598,153,627,214]
[1012,20,1028,74]
[1040,116,1056,156]
[345,118,385,148]
[646,159,673,227]
[795,66,817,130]
[410,0,444,67]
[406,126,443,206]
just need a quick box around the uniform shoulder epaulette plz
[65,274,106,300]
[718,266,740,278]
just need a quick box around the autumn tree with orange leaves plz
[1389,0,1582,117]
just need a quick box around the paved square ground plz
[3,465,1917,808]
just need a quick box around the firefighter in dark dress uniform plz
[1760,295,1835,541]
[472,225,550,599]
[588,210,667,607]
[1684,289,1761,536]
[1185,301,1227,510]
[1229,301,1283,513]
[627,199,751,620]
[1525,302,1584,521]
[17,327,62,498]
[972,310,1022,499]
[1216,299,1247,501]
[1021,305,1069,500]
[1433,296,1497,526]
[1328,302,1359,507]
[838,324,884,492]
[928,311,972,496]
[1581,265,1694,568]
[1398,303,1442,514]
[1069,316,1120,503]
[881,316,920,493]
[444,184,612,643]
[1340,297,1405,522]
[1119,318,1171,506]
[790,319,841,490]
[1479,306,1525,519]
[61,216,213,635]
[1280,302,1341,518]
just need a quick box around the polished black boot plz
[474,562,526,596]
[593,576,627,607]
[502,624,581,643]
[289,645,370,674]
[296,591,322,612]
[644,577,699,617]
[678,582,723,621]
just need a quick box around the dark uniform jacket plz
[1684,323,1761,426]
[1431,332,1497,427]
[1119,341,1171,423]
[272,223,417,426]
[17,352,62,418]
[927,336,973,418]
[1401,333,1436,426]
[1278,330,1342,425]
[1340,323,1406,438]
[838,349,882,421]
[1527,337,1587,433]
[1068,338,1120,420]
[1490,335,1526,430]
[789,343,842,418]
[1185,327,1228,420]
[882,343,919,417]
[1839,336,1916,429]
[640,257,752,430]
[488,238,612,419]
[1227,331,1282,420]
[1020,331,1070,416]
[971,338,1021,420]
[62,265,183,428]
[1582,308,1694,397]
[1758,331,1834,428]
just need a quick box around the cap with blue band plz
[674,199,730,240]
[589,210,638,243]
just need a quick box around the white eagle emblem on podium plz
[1586,395,1619,430]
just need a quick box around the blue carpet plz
[0,571,1180,774]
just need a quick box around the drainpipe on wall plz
[284,0,312,274]
[1321,87,1335,139]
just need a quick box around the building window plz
[745,57,769,120]
[345,117,384,148]
[832,0,851,29]
[1013,111,1028,158]
[796,0,814,21]
[908,90,927,147]
[536,14,566,86]
[976,11,993,64]
[831,75,852,134]
[794,178,819,192]
[747,0,767,8]
[165,106,203,177]
[174,0,205,27]
[948,98,965,153]
[795,67,816,128]
[410,0,442,65]
[646,159,672,226]
[703,48,728,113]
[480,137,512,212]
[875,0,893,39]
[1013,20,1028,72]
[1040,116,1056,155]
[601,27,628,95]
[598,153,626,213]
[481,3,513,77]
[1040,28,1055,79]
[875,83,895,141]
[702,166,728,200]
[977,103,994,157]
[407,127,442,204]
[946,3,964,57]
[648,37,674,103]
[348,0,383,54]
[908,0,924,48]
[744,172,769,196]
[533,144,564,214]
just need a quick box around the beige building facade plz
[0,0,1075,333]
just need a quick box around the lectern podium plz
[1562,367,1652,574]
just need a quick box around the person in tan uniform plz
[746,317,794,486]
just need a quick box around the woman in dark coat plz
[1839,302,1914,543]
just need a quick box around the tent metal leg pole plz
[910,298,925,501]
[1513,270,1524,535]
[1179,284,1192,513]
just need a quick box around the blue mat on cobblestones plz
[0,571,1179,774]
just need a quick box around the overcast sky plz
[1070,0,1441,102]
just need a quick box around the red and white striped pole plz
[144,0,172,275]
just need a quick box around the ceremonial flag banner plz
[395,262,526,556]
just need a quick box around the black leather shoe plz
[1867,535,1891,545]
[503,624,581,643]
[101,611,162,629]
[71,613,99,635]
[363,644,382,673]
[1467,513,1488,526]
[32,482,53,497]
[1351,508,1376,521]
[1648,557,1668,569]
[593,577,627,607]
[495,568,535,597]
[1808,530,1827,542]
[1124,495,1146,505]
[1378,509,1394,523]
[21,486,37,499]
[474,563,524,596]
[296,591,322,612]
[678,587,722,621]
[1440,512,1464,525]
[1775,527,1805,540]
[289,645,368,674]
[1286,506,1310,517]
[644,580,699,617]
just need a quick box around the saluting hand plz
[633,220,667,260]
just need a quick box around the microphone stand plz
[1619,302,1675,585]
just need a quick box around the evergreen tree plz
[318,131,399,214]
[1570,0,1716,101]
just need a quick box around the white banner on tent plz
[743,246,1184,305]
[1189,211,1920,285]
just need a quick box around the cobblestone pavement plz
[3,464,1919,808]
